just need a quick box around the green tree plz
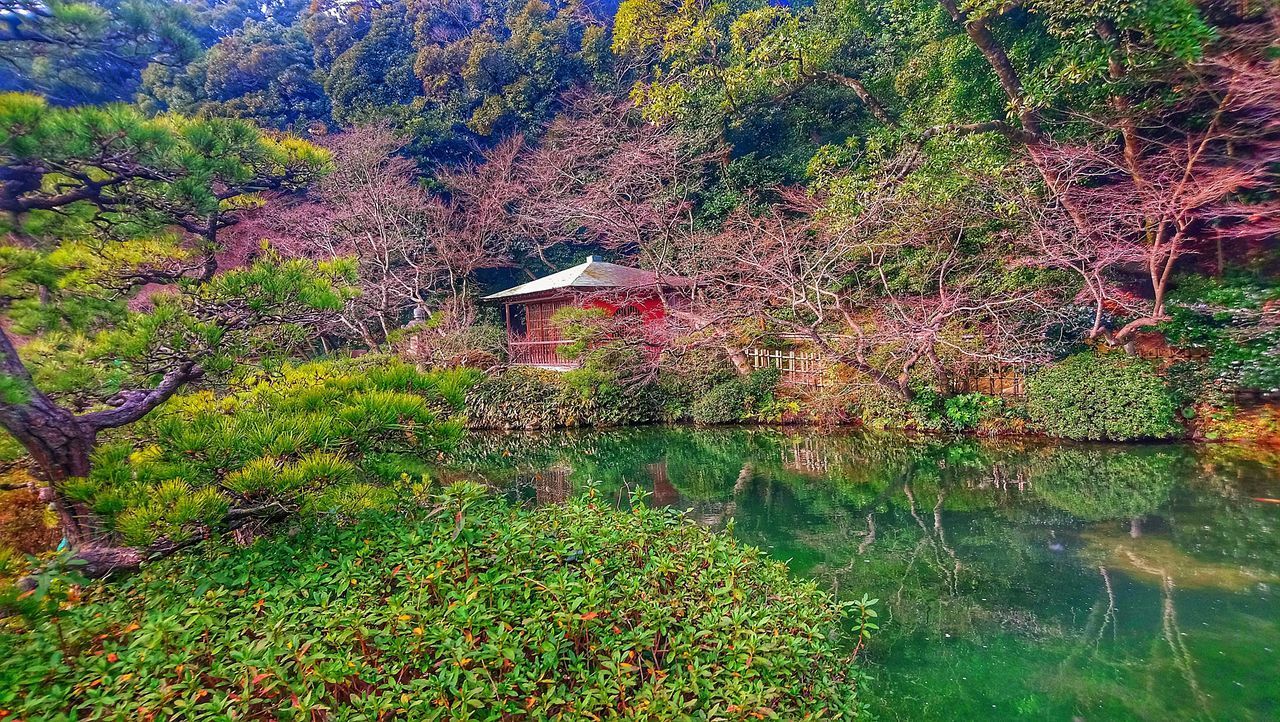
[178,0,314,42]
[139,19,329,130]
[0,0,200,104]
[0,93,353,554]
[414,0,609,138]
[314,4,421,127]
[615,0,892,128]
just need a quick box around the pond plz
[445,427,1280,721]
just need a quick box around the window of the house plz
[521,300,567,342]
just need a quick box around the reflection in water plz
[1082,531,1280,591]
[445,428,1280,721]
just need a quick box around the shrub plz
[851,383,948,431]
[691,378,749,424]
[402,321,507,369]
[1025,352,1181,441]
[654,349,738,421]
[690,368,781,425]
[464,305,677,429]
[465,367,662,429]
[1161,359,1222,416]
[904,386,947,431]
[943,393,1004,432]
[1190,403,1280,443]
[566,380,663,427]
[67,357,472,547]
[743,366,782,405]
[0,484,870,719]
[465,366,562,428]
[849,384,909,430]
[549,305,613,360]
[847,384,1022,433]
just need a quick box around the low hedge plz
[0,483,869,719]
[465,367,662,429]
[690,368,782,425]
[1025,351,1180,441]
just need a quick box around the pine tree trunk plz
[4,327,202,551]
[2,399,97,543]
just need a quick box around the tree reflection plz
[1026,447,1186,522]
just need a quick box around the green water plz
[447,427,1280,721]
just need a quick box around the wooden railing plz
[744,346,826,386]
[951,363,1028,399]
[509,339,578,368]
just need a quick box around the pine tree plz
[0,93,354,559]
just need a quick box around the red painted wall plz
[582,293,667,322]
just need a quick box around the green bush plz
[464,365,560,428]
[68,357,475,547]
[691,378,749,424]
[850,385,1018,433]
[465,367,662,429]
[465,306,677,429]
[653,349,738,421]
[0,483,870,719]
[743,366,782,404]
[852,383,951,431]
[851,384,914,430]
[1025,352,1181,441]
[943,393,1005,431]
[690,368,781,425]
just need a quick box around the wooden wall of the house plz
[504,291,671,368]
[520,299,570,342]
[505,296,574,367]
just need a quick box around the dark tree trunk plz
[0,398,97,543]
[0,330,98,541]
[1,328,202,548]
[936,0,1043,139]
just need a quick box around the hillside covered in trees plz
[4,0,1276,426]
[0,1,1277,718]
[0,0,1276,464]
